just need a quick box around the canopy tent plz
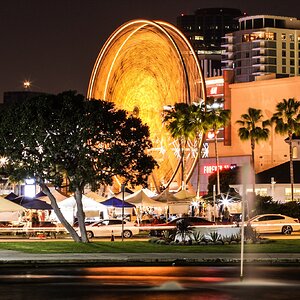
[125,189,165,208]
[56,195,108,224]
[173,190,196,200]
[36,188,67,204]
[101,196,135,221]
[152,189,178,203]
[0,197,25,222]
[84,191,107,202]
[101,197,135,208]
[11,196,53,210]
[4,192,18,201]
[0,197,25,212]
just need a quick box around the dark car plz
[164,216,214,227]
[148,216,214,237]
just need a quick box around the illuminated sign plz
[203,164,236,174]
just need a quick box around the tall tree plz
[163,103,194,190]
[188,102,209,197]
[0,91,157,242]
[236,108,270,194]
[206,98,231,195]
[271,98,300,201]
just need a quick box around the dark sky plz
[1,0,299,100]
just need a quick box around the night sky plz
[1,0,299,100]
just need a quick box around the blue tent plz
[11,196,53,210]
[4,192,19,200]
[35,191,47,198]
[101,197,135,208]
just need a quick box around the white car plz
[80,219,139,239]
[249,214,300,235]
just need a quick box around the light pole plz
[121,183,125,242]
[240,164,249,281]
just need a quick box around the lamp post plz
[213,184,216,222]
[240,164,249,281]
[121,183,125,242]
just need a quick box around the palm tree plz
[206,98,231,195]
[188,102,209,197]
[163,102,194,190]
[236,108,270,195]
[271,98,300,201]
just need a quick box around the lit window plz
[194,35,204,41]
[293,146,298,158]
[289,34,295,41]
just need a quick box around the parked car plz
[248,214,300,235]
[78,219,139,239]
[163,216,215,227]
[146,216,215,237]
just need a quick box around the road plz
[0,265,300,300]
[260,231,300,239]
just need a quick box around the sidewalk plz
[1,250,300,266]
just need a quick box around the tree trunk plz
[40,182,82,242]
[74,187,89,243]
[196,133,204,198]
[251,139,256,195]
[214,131,220,195]
[196,139,201,198]
[179,138,185,190]
[289,134,294,201]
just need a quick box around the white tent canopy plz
[0,196,24,222]
[173,190,196,200]
[37,188,67,204]
[54,195,108,224]
[84,191,107,202]
[125,189,165,208]
[0,197,25,212]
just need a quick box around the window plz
[291,59,295,65]
[254,18,263,28]
[282,42,286,49]
[268,216,285,221]
[282,50,286,57]
[290,51,294,58]
[282,58,286,65]
[281,33,286,40]
[240,21,245,30]
[246,19,252,29]
[265,18,274,27]
[289,34,295,42]
[194,35,204,40]
[282,66,286,73]
[293,146,298,159]
[285,188,300,201]
[290,43,294,50]
[291,67,295,74]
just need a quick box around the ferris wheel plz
[87,19,206,192]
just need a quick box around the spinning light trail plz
[88,19,206,191]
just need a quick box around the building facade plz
[222,15,300,82]
[177,7,242,78]
[191,73,300,196]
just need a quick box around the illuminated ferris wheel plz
[87,19,206,192]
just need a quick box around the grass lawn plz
[0,239,300,254]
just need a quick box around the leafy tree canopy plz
[0,91,157,190]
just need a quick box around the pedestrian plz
[223,207,230,223]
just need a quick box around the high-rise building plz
[177,7,243,77]
[222,15,300,82]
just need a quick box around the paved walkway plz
[1,250,300,265]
